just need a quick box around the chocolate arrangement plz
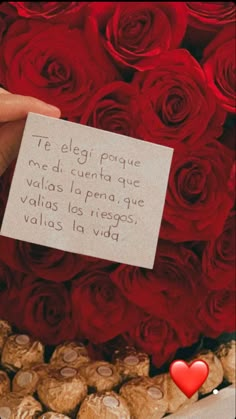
[0,319,234,418]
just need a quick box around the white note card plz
[0,113,173,268]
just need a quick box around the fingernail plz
[46,104,61,114]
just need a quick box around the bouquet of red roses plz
[0,2,235,368]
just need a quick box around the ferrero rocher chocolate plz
[12,367,41,396]
[153,373,198,413]
[215,341,236,384]
[39,413,71,419]
[77,391,131,419]
[79,361,121,392]
[1,334,44,372]
[0,320,12,354]
[0,370,10,397]
[0,392,42,418]
[32,362,50,378]
[50,342,90,369]
[37,366,87,415]
[193,350,224,394]
[112,346,150,380]
[120,377,168,419]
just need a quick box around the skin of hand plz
[0,88,61,176]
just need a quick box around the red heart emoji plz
[170,360,209,398]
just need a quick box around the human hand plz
[0,88,61,176]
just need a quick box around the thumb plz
[0,120,25,176]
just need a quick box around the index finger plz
[0,93,61,122]
[0,87,11,94]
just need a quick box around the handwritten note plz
[0,113,173,268]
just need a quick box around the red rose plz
[0,162,14,226]
[86,335,129,362]
[186,2,236,34]
[0,260,21,319]
[0,19,120,118]
[219,125,236,151]
[88,2,187,70]
[80,81,140,137]
[0,2,18,22]
[134,49,226,147]
[0,13,7,43]
[111,241,203,326]
[228,161,235,200]
[202,25,236,113]
[7,2,88,19]
[71,271,142,343]
[125,314,199,368]
[160,141,234,242]
[7,275,76,345]
[202,211,235,290]
[0,237,90,282]
[196,289,236,338]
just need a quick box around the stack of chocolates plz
[0,319,235,418]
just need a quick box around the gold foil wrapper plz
[12,367,41,396]
[120,376,168,419]
[0,370,10,397]
[77,391,131,419]
[39,413,71,419]
[37,366,87,415]
[79,361,121,392]
[32,362,50,378]
[215,341,236,385]
[50,342,90,369]
[112,346,150,380]
[0,392,42,419]
[1,334,44,372]
[153,373,198,413]
[193,350,224,394]
[0,320,12,355]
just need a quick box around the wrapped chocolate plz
[215,340,236,384]
[0,370,10,397]
[32,362,50,378]
[50,342,90,369]
[79,361,121,392]
[12,367,41,396]
[1,334,44,372]
[0,392,42,418]
[39,413,71,419]
[77,391,130,419]
[193,350,224,394]
[112,346,150,380]
[0,320,12,354]
[120,376,168,419]
[37,366,87,415]
[153,373,198,413]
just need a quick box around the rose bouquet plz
[0,2,235,369]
